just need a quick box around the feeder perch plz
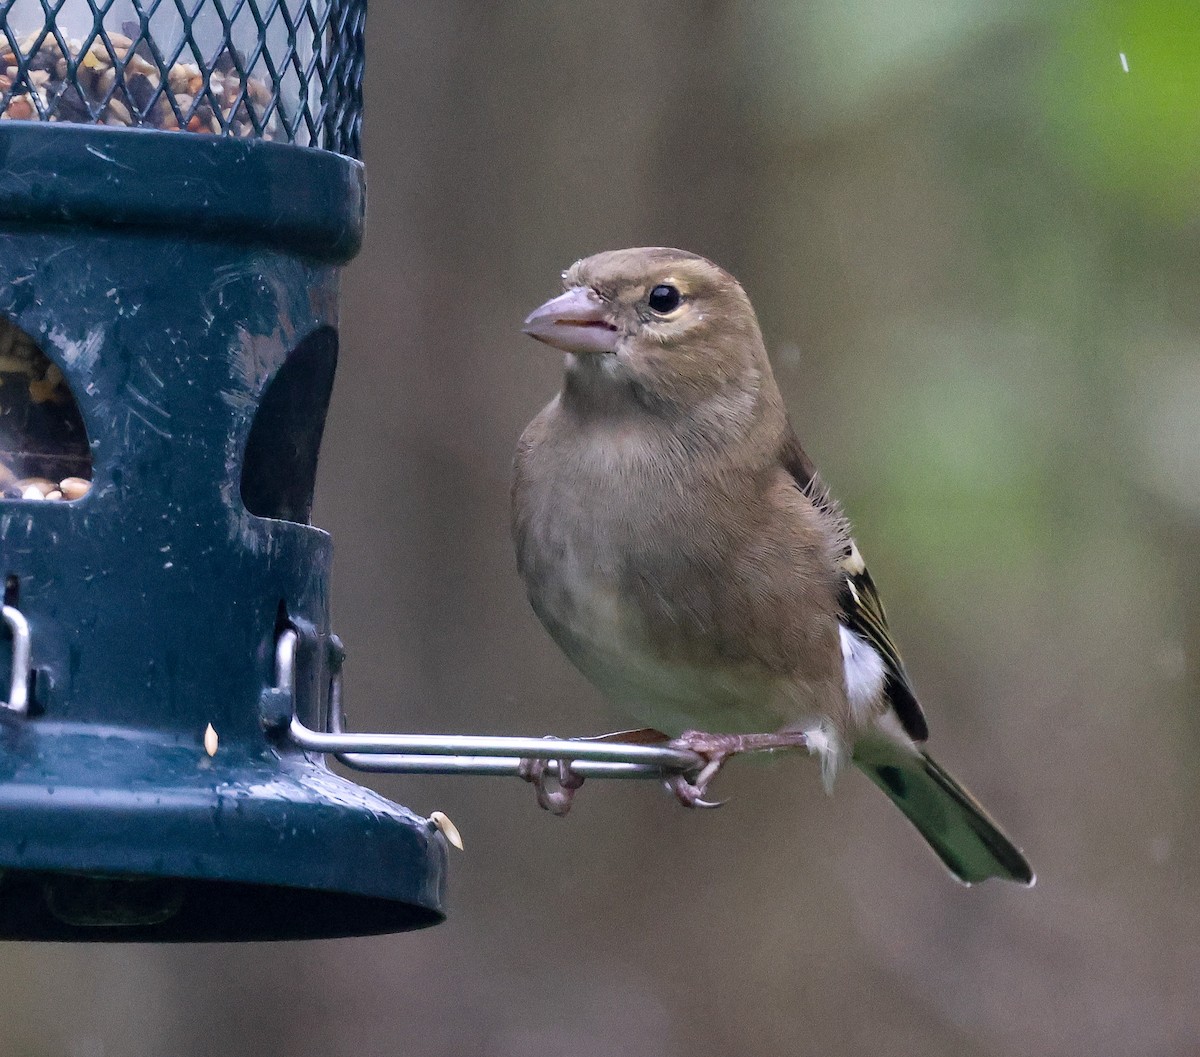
[0,0,713,943]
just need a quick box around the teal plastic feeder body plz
[0,122,447,941]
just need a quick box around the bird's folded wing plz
[779,428,929,742]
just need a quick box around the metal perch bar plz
[277,628,706,779]
[288,715,706,779]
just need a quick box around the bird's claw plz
[664,729,810,809]
[666,772,728,809]
[518,748,585,817]
[664,730,737,809]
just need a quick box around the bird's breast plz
[515,438,795,734]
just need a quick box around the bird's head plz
[522,248,776,417]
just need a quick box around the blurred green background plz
[9,1,1200,1054]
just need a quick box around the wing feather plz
[780,428,929,742]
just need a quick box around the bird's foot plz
[516,729,671,817]
[517,748,586,817]
[665,730,811,809]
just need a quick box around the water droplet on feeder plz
[204,724,218,757]
[430,811,463,851]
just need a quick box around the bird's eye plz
[647,284,682,314]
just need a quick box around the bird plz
[511,246,1034,886]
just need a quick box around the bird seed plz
[0,29,282,140]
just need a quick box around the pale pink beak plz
[522,287,619,354]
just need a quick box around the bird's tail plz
[853,737,1034,886]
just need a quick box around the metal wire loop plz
[1,605,31,715]
[278,630,704,781]
[274,626,299,705]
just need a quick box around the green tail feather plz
[854,742,1034,886]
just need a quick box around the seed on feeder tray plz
[204,723,218,757]
[127,73,154,111]
[59,477,91,501]
[10,475,92,502]
[125,54,157,80]
[167,64,191,93]
[16,477,54,496]
[106,97,131,125]
[28,363,67,403]
[429,811,463,851]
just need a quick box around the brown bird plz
[512,247,1033,886]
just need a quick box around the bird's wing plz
[779,429,929,742]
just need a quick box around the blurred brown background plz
[8,1,1200,1054]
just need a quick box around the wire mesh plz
[0,0,365,156]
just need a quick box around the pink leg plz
[666,730,810,809]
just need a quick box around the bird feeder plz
[0,0,715,942]
[0,0,453,941]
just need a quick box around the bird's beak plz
[522,287,619,354]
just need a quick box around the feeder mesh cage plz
[0,0,366,156]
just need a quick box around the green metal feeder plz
[0,0,448,941]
